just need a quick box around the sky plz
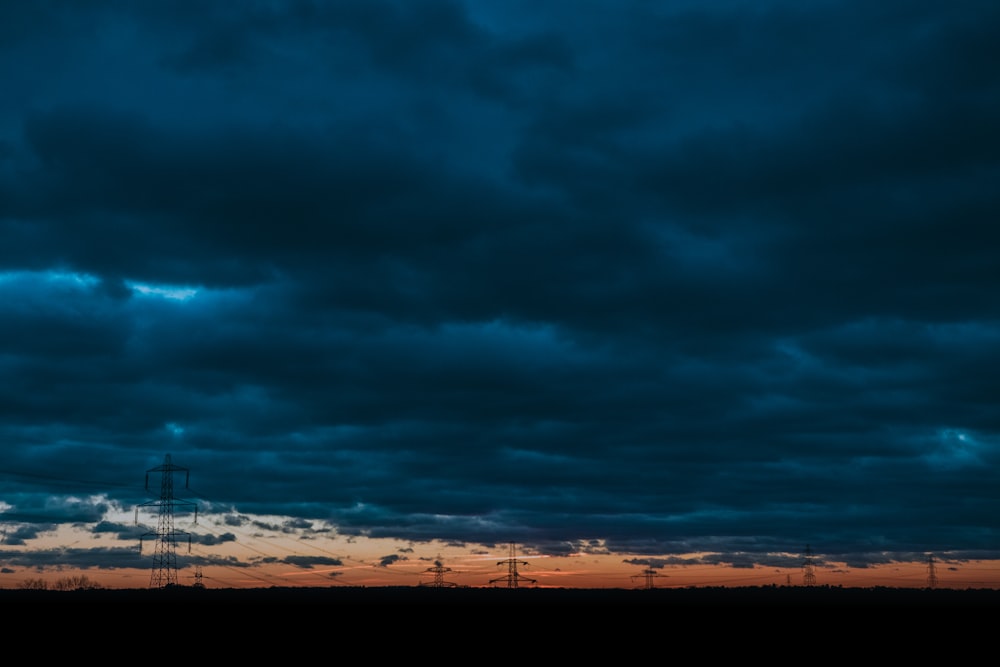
[1,0,999,591]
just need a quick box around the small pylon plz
[926,554,938,589]
[489,542,537,588]
[802,544,817,586]
[419,555,459,588]
[631,566,666,590]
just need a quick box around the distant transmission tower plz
[926,554,938,589]
[135,454,198,588]
[489,543,537,588]
[419,555,459,588]
[802,544,817,586]
[631,567,666,590]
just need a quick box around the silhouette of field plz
[3,585,998,605]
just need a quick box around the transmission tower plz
[631,567,666,590]
[802,544,817,586]
[135,454,198,588]
[489,542,537,588]
[926,554,938,589]
[419,555,459,588]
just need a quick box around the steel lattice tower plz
[135,454,198,588]
[489,542,537,588]
[419,556,459,588]
[631,567,666,590]
[802,544,817,586]
[926,554,939,589]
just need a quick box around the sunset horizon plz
[2,0,998,598]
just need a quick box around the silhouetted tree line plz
[18,574,104,591]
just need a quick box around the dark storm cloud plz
[377,553,406,567]
[1,0,999,578]
[282,555,343,568]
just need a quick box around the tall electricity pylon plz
[419,555,459,588]
[926,554,939,589]
[802,544,817,586]
[490,542,537,588]
[631,567,666,590]
[135,454,198,588]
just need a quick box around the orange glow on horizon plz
[4,522,998,591]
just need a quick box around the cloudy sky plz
[1,0,999,588]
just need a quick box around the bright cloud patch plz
[127,281,199,301]
[925,429,984,470]
[0,270,100,288]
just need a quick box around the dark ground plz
[4,584,998,606]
